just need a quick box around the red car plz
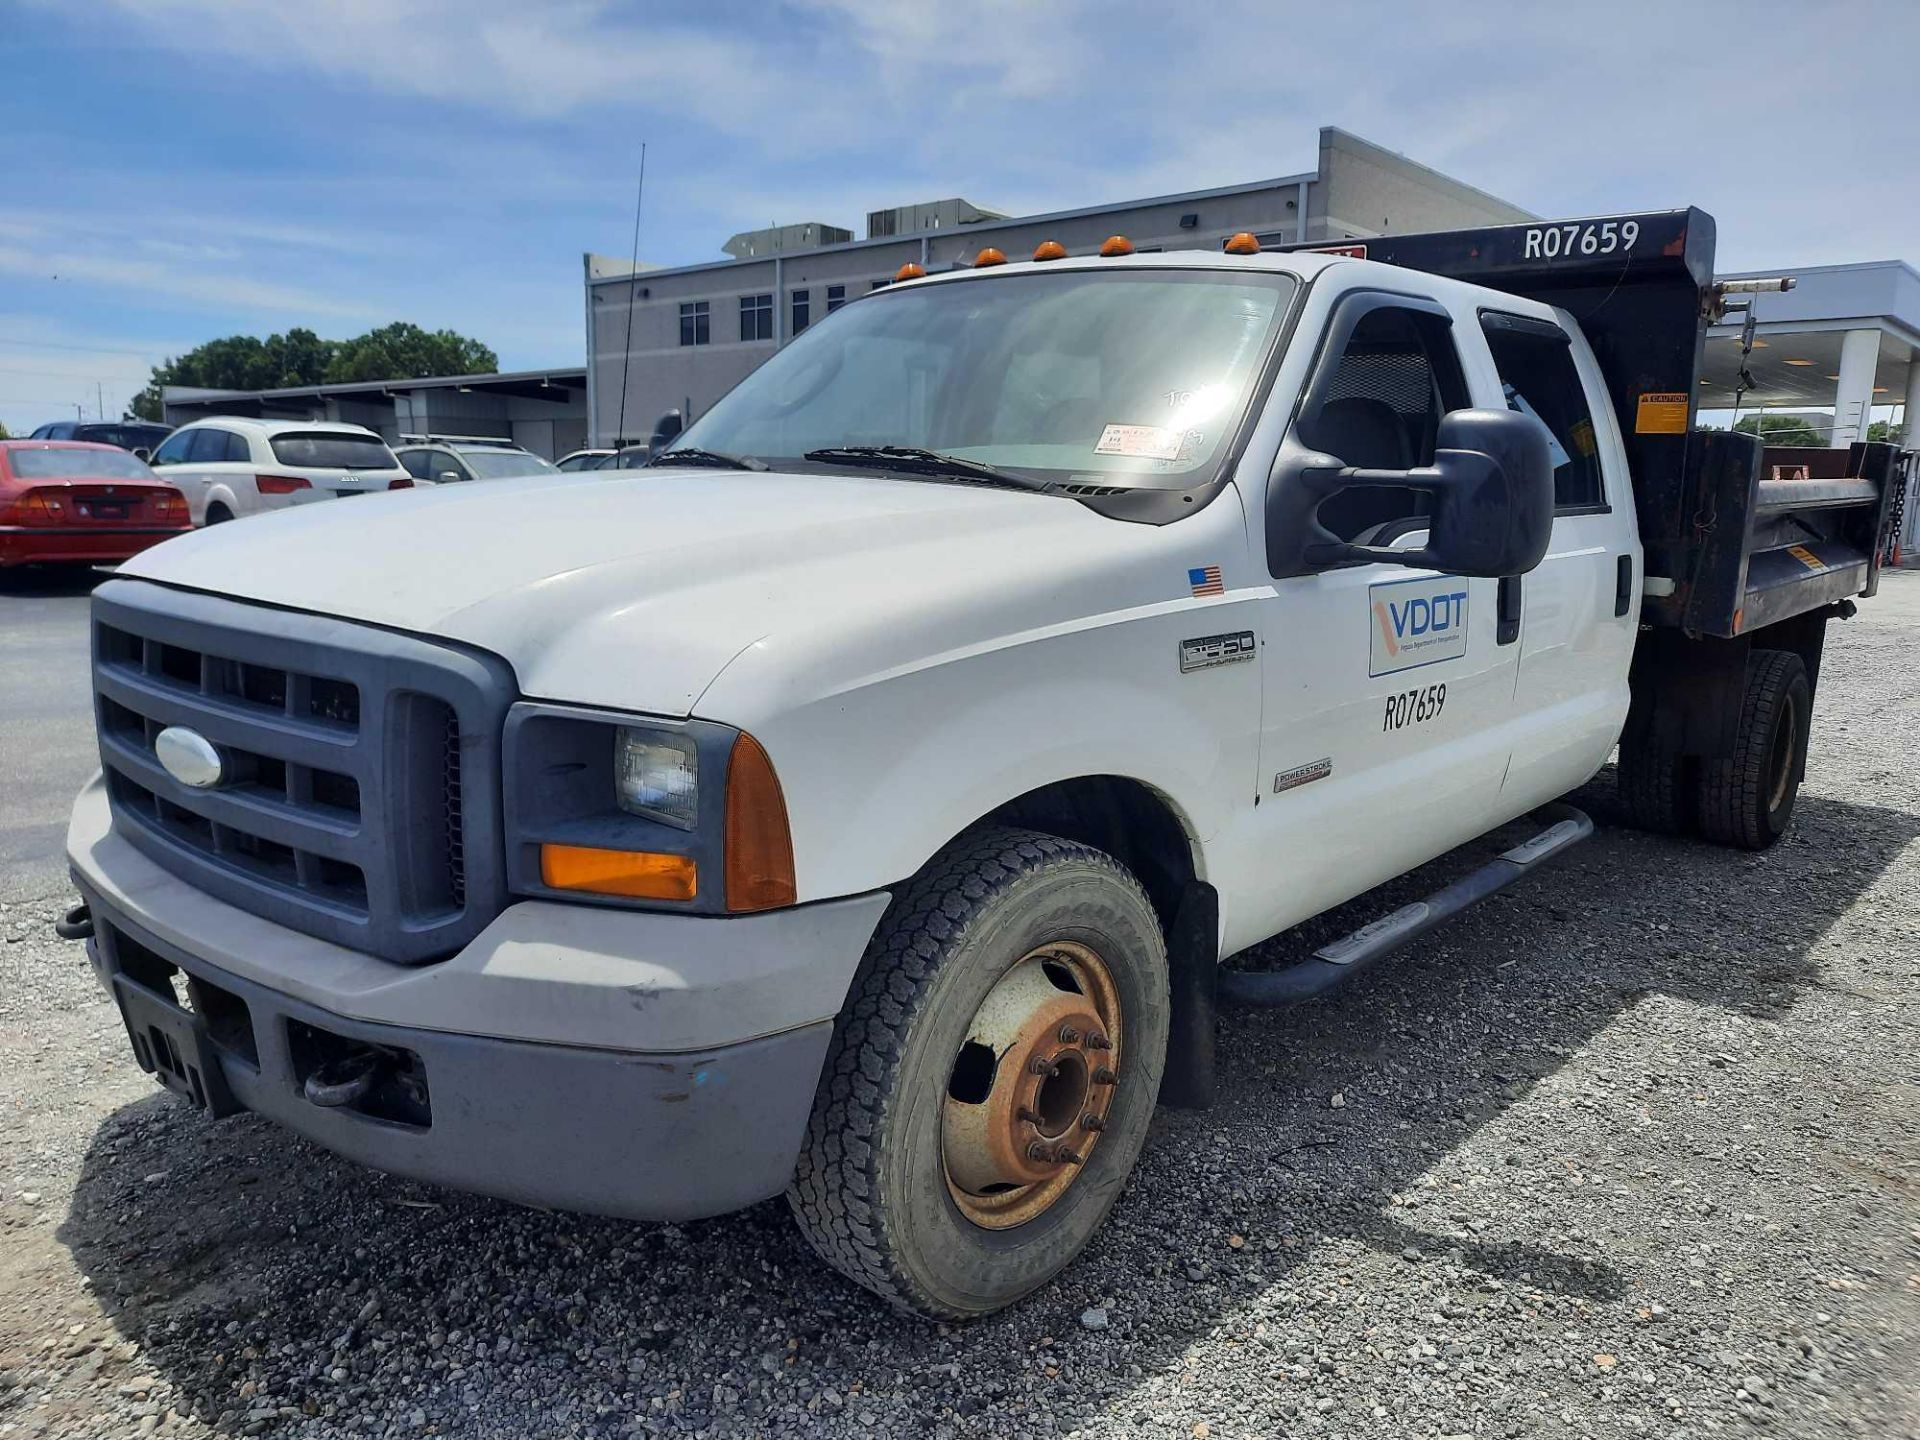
[0,440,192,568]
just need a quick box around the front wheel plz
[788,827,1169,1319]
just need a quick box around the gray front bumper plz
[68,775,892,1222]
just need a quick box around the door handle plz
[1615,554,1633,617]
[1497,575,1522,645]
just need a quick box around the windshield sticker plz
[1369,575,1468,676]
[1095,423,1184,460]
[1188,565,1225,597]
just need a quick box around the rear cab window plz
[270,433,398,470]
[1479,312,1607,512]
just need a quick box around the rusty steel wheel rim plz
[942,941,1124,1230]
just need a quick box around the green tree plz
[0,421,9,439]
[323,323,498,384]
[1866,420,1906,445]
[1734,414,1822,447]
[129,322,496,420]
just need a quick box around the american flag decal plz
[1188,565,1225,597]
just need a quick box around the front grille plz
[92,580,513,964]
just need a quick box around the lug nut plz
[1057,1024,1082,1045]
[1092,1066,1118,1087]
[1026,1141,1056,1163]
[1055,1147,1084,1165]
[1017,1106,1044,1126]
[1029,1056,1060,1077]
[1080,1112,1106,1132]
[1086,1033,1112,1051]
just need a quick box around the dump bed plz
[1280,210,1901,638]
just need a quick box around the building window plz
[679,301,710,346]
[825,284,846,314]
[740,292,774,342]
[792,289,810,335]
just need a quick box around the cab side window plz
[151,430,194,465]
[1479,314,1605,512]
[399,450,432,481]
[1297,305,1470,543]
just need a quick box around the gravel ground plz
[2,573,1916,1440]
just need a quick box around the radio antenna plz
[613,143,647,451]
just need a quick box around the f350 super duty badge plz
[1179,631,1256,672]
[1369,575,1468,677]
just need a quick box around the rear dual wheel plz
[1616,648,1810,850]
[788,827,1169,1319]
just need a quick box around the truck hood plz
[120,469,1186,718]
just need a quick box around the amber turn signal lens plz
[1032,240,1067,262]
[895,262,926,281]
[1224,231,1261,255]
[540,844,697,901]
[1098,235,1134,257]
[725,732,796,913]
[973,247,1007,268]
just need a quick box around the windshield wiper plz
[645,447,768,472]
[802,445,1046,492]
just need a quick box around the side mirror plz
[437,471,462,485]
[132,447,152,462]
[1267,408,1554,578]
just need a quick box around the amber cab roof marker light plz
[895,262,926,282]
[973,247,1008,268]
[1224,231,1261,255]
[1098,235,1135,257]
[1032,240,1068,262]
[725,732,796,913]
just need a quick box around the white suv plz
[149,418,411,526]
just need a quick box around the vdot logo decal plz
[1369,576,1469,677]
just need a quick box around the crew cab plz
[150,418,411,524]
[62,211,1898,1320]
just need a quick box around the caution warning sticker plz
[1634,392,1690,435]
[1787,544,1826,572]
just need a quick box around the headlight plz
[615,726,698,829]
[503,705,795,914]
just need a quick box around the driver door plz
[1246,288,1522,934]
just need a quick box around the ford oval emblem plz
[155,726,224,789]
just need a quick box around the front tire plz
[1697,649,1810,850]
[788,826,1169,1319]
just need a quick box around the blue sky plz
[2,0,1916,435]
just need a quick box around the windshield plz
[462,449,556,480]
[269,433,397,470]
[9,446,156,480]
[677,268,1296,488]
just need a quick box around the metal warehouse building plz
[161,367,589,459]
[582,128,1534,445]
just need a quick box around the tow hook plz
[54,902,94,942]
[303,1048,384,1108]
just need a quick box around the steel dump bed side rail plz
[1279,209,1901,638]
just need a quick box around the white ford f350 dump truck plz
[63,210,1899,1319]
